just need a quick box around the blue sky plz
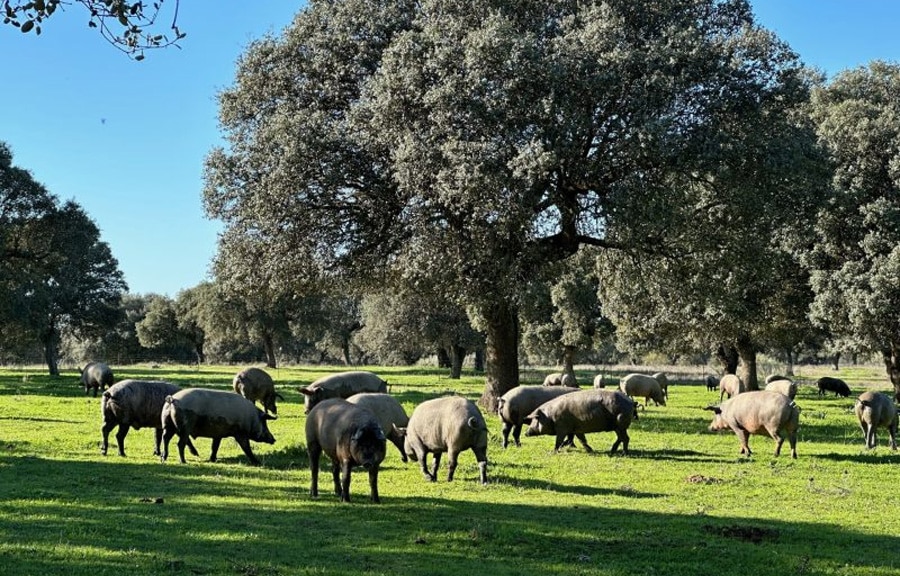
[1,1,898,297]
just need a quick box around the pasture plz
[0,364,898,576]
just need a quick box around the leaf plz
[20,19,34,33]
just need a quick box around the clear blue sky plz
[1,1,898,297]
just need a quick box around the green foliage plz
[0,364,898,575]
[2,0,186,59]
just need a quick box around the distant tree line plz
[4,1,900,404]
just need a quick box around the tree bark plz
[474,348,485,372]
[479,301,520,412]
[436,347,451,369]
[263,333,277,369]
[716,343,739,375]
[881,345,900,402]
[784,348,794,377]
[193,342,206,365]
[831,352,841,370]
[735,335,759,391]
[42,325,60,377]
[449,344,466,380]
[561,346,576,380]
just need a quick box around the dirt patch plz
[686,474,723,484]
[702,524,779,544]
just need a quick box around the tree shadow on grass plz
[490,474,663,498]
[816,451,900,464]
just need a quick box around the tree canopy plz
[205,0,822,408]
[805,61,900,399]
[2,0,185,59]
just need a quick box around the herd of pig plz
[80,361,899,504]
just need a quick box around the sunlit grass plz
[0,364,898,575]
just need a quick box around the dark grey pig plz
[497,385,577,448]
[817,376,851,397]
[398,396,488,484]
[854,391,898,450]
[101,379,196,457]
[705,390,800,458]
[306,398,387,503]
[525,389,637,454]
[233,367,283,415]
[81,362,114,397]
[705,374,720,392]
[346,393,409,462]
[161,388,276,465]
[298,371,388,414]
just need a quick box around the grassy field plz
[0,364,898,576]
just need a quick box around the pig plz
[765,378,798,400]
[101,379,196,457]
[161,388,276,465]
[298,371,388,414]
[620,373,666,407]
[652,372,669,399]
[496,385,578,448]
[719,374,744,402]
[346,393,409,461]
[306,398,387,503]
[817,376,851,397]
[765,374,787,384]
[705,390,801,458]
[525,389,637,454]
[81,362,114,397]
[705,374,720,392]
[396,396,488,484]
[854,391,898,450]
[592,374,609,389]
[232,367,283,415]
[542,372,564,386]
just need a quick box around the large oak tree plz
[204,0,817,409]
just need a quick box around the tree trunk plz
[474,348,485,372]
[716,343,739,375]
[479,301,520,413]
[784,348,794,377]
[561,346,575,379]
[735,335,759,391]
[436,347,451,369]
[341,337,352,366]
[449,344,466,380]
[42,326,60,377]
[194,342,206,365]
[831,352,841,370]
[881,345,900,402]
[263,333,277,369]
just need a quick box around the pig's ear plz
[391,424,407,437]
[298,387,314,396]
[703,405,722,414]
[264,413,277,421]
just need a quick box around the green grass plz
[1,364,898,575]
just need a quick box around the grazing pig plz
[652,372,669,399]
[705,390,801,458]
[101,379,196,457]
[620,373,666,407]
[397,396,488,484]
[525,389,637,454]
[705,374,720,392]
[298,371,388,414]
[592,374,609,389]
[765,378,798,400]
[765,374,787,384]
[854,391,898,450]
[817,376,851,397]
[306,398,387,503]
[232,367,283,415]
[347,393,409,461]
[497,385,577,448]
[542,372,564,386]
[161,388,276,465]
[719,374,744,402]
[81,362,114,398]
